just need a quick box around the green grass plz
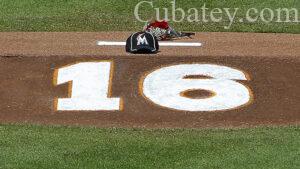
[0,124,299,169]
[0,0,299,33]
[0,1,299,168]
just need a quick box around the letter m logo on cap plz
[137,34,149,46]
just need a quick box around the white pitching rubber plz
[97,41,202,47]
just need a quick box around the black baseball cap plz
[126,31,159,54]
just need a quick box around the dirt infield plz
[0,32,299,128]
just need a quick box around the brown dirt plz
[0,32,299,128]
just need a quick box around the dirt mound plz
[0,32,299,128]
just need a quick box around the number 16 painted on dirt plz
[54,62,252,111]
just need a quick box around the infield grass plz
[0,1,299,168]
[0,0,299,33]
[0,124,299,169]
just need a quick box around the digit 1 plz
[54,62,122,111]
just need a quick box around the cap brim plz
[135,46,156,52]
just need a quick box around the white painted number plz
[55,62,121,111]
[143,64,251,111]
[55,62,252,112]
